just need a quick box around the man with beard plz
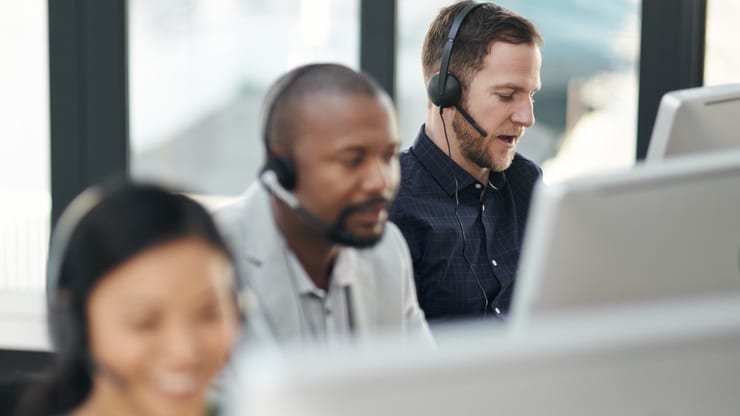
[390,1,543,322]
[215,63,432,345]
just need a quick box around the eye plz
[496,93,514,102]
[343,155,363,167]
[130,317,159,332]
[339,151,365,168]
[198,305,222,323]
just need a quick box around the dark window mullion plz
[636,0,706,160]
[360,0,397,101]
[49,0,129,224]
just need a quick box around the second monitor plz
[646,83,740,161]
[512,149,740,320]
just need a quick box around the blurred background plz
[1,0,738,290]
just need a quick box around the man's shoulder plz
[396,147,439,194]
[391,148,445,232]
[398,147,424,176]
[212,182,270,243]
[214,182,265,220]
[509,152,542,176]
[506,153,543,190]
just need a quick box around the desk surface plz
[0,290,50,351]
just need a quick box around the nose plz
[511,98,535,127]
[162,324,201,368]
[362,157,397,194]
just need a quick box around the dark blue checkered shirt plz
[389,126,542,321]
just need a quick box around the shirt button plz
[325,307,332,316]
[491,259,498,267]
[474,183,482,189]
[494,307,501,315]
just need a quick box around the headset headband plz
[435,1,486,98]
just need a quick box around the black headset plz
[261,65,325,191]
[426,1,497,138]
[426,1,486,109]
[46,184,247,352]
[45,186,104,351]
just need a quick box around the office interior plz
[2,0,740,413]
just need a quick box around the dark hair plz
[16,180,235,416]
[422,1,543,94]
[262,62,389,158]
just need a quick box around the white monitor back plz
[647,83,740,161]
[0,290,49,350]
[225,299,740,416]
[511,149,740,320]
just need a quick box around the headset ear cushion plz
[427,73,463,109]
[267,155,297,190]
[48,290,76,351]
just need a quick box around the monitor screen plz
[224,299,740,416]
[647,83,740,161]
[511,149,740,320]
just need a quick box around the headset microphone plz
[259,169,368,248]
[260,169,302,211]
[454,104,488,138]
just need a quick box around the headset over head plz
[425,1,510,138]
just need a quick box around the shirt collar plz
[410,125,508,196]
[284,245,354,298]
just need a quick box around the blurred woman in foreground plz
[17,181,241,416]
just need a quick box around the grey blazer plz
[214,182,433,346]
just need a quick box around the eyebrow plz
[491,83,541,93]
[334,147,365,157]
[114,292,155,304]
[335,141,400,154]
[113,286,221,307]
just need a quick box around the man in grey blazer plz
[215,63,432,347]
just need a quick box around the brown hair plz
[422,1,543,93]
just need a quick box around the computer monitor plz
[0,290,49,351]
[224,299,740,416]
[510,148,740,321]
[646,83,740,161]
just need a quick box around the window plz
[128,0,360,196]
[0,0,50,291]
[397,0,641,183]
[704,0,740,86]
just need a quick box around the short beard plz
[452,111,515,172]
[328,196,391,249]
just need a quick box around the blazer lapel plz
[249,243,304,343]
[233,184,304,343]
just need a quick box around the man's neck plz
[425,110,490,183]
[287,233,338,291]
[272,199,339,291]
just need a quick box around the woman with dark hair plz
[16,181,241,416]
